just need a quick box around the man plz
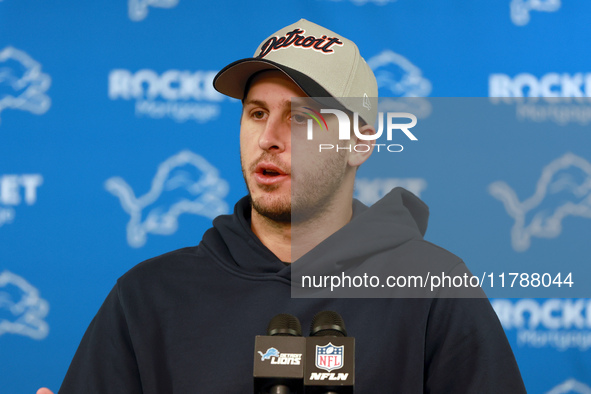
[40,19,526,393]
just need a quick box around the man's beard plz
[250,189,292,223]
[241,152,292,222]
[241,149,348,224]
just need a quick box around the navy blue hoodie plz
[59,189,526,393]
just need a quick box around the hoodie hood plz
[307,186,429,263]
[291,187,430,286]
[203,187,430,283]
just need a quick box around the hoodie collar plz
[207,196,288,276]
[205,188,428,278]
[294,187,428,269]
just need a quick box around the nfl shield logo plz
[315,343,344,372]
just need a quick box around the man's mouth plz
[254,163,290,185]
[262,168,281,176]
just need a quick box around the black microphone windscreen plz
[267,313,302,337]
[310,311,347,337]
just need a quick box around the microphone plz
[254,314,306,394]
[304,311,355,394]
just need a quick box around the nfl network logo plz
[316,343,344,372]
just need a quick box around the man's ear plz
[347,124,376,168]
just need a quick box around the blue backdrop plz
[1,1,590,392]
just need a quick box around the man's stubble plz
[241,148,348,224]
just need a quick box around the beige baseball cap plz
[213,19,378,125]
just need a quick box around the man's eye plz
[292,114,308,124]
[252,111,266,119]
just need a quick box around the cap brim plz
[213,58,332,100]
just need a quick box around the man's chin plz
[250,194,291,223]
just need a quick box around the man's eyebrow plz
[243,99,267,108]
[243,98,297,109]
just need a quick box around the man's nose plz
[258,115,288,152]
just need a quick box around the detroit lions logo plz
[105,150,229,248]
[367,49,431,98]
[128,0,179,21]
[489,152,591,251]
[0,270,49,340]
[367,50,432,118]
[258,347,280,361]
[546,378,591,394]
[319,0,398,5]
[510,0,561,26]
[355,178,427,206]
[0,46,51,125]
